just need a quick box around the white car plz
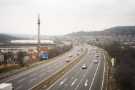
[93,60,98,64]
[81,64,87,69]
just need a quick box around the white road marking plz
[101,54,106,90]
[46,48,87,90]
[71,79,78,86]
[59,78,67,86]
[3,48,77,83]
[75,64,93,90]
[17,78,26,83]
[29,78,37,83]
[89,60,101,90]
[84,79,88,87]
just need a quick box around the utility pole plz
[37,14,41,59]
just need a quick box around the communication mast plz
[37,14,41,58]
[38,14,40,47]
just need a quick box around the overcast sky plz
[0,0,135,35]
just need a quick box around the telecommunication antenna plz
[37,14,41,58]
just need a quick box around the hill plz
[67,26,135,36]
[103,26,135,35]
[0,34,20,42]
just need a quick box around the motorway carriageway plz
[0,45,85,90]
[47,46,106,90]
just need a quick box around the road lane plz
[73,51,105,90]
[0,45,85,90]
[47,46,96,90]
[88,53,105,90]
[47,46,106,90]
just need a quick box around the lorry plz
[0,83,13,90]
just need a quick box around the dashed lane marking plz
[59,78,67,86]
[71,79,78,86]
[84,79,88,87]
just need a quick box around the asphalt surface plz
[0,45,85,90]
[47,46,106,90]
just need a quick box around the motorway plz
[47,46,106,90]
[0,45,85,90]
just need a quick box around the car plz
[95,54,100,57]
[93,60,98,64]
[96,55,99,57]
[81,64,87,69]
[69,55,73,57]
[66,59,70,63]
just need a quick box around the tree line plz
[93,41,135,90]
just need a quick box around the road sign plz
[40,47,48,52]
